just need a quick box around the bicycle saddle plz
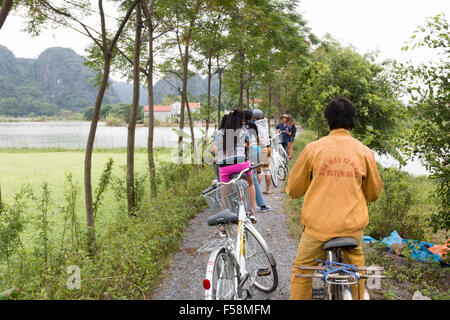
[323,237,358,250]
[207,209,238,226]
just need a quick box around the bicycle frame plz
[295,251,385,300]
[204,194,254,300]
[203,164,262,300]
[270,132,288,167]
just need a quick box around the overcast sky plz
[0,0,448,81]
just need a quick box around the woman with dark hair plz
[211,114,229,182]
[213,110,257,222]
[287,115,296,160]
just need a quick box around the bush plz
[105,113,124,127]
[366,166,427,241]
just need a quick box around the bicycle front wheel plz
[206,248,238,300]
[270,157,279,187]
[244,224,278,293]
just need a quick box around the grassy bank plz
[282,130,449,300]
[0,147,172,202]
[0,147,214,299]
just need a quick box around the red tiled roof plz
[144,105,171,112]
[188,102,200,108]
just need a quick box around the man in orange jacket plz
[286,97,383,300]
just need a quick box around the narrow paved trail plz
[151,178,299,300]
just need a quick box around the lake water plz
[0,121,429,176]
[0,121,211,149]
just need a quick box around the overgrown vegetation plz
[364,242,450,300]
[0,154,214,299]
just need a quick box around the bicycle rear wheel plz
[326,250,353,300]
[277,165,286,181]
[206,248,238,300]
[244,224,278,293]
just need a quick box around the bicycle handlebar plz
[200,163,264,195]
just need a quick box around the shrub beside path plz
[150,178,299,300]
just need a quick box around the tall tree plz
[126,1,143,216]
[80,0,140,250]
[399,14,449,230]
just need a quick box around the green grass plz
[0,147,175,252]
[0,148,173,202]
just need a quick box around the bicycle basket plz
[202,179,251,215]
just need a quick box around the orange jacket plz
[286,129,383,241]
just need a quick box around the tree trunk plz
[144,14,157,200]
[84,56,112,252]
[237,49,245,110]
[185,96,199,171]
[246,86,250,109]
[204,51,212,150]
[83,0,139,253]
[268,83,272,130]
[178,0,200,162]
[217,68,222,128]
[126,2,142,216]
[238,71,244,110]
[0,0,13,30]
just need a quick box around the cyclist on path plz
[286,97,383,300]
[213,110,257,222]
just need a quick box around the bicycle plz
[269,132,288,187]
[198,163,278,300]
[295,237,385,300]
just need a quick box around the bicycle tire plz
[206,248,238,300]
[279,147,288,166]
[277,165,287,181]
[244,224,278,293]
[270,160,279,187]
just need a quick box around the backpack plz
[255,118,270,147]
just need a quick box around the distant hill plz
[112,73,219,105]
[0,45,220,117]
[0,45,120,116]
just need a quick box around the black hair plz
[324,97,355,131]
[219,114,229,130]
[223,109,244,153]
[244,109,253,122]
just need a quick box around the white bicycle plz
[269,132,288,187]
[199,163,278,299]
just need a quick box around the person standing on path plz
[253,108,272,195]
[244,110,271,212]
[275,114,291,151]
[286,97,383,300]
[287,115,297,161]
